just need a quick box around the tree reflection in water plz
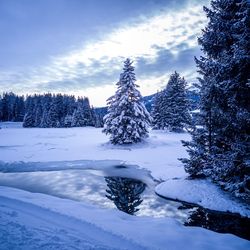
[105,176,146,215]
[184,206,250,241]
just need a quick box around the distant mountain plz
[141,90,200,112]
[142,93,156,112]
[94,106,108,116]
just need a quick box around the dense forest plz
[0,92,104,128]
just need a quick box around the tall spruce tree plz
[0,96,3,121]
[62,95,76,127]
[40,93,52,128]
[0,92,23,121]
[151,72,191,132]
[103,58,152,144]
[64,114,73,127]
[164,72,191,132]
[71,100,87,127]
[14,96,25,122]
[34,96,43,127]
[81,97,95,126]
[151,90,166,130]
[23,96,35,127]
[1,93,9,121]
[181,0,250,200]
[47,99,60,127]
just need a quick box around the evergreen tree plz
[45,94,64,128]
[81,97,95,126]
[64,114,73,127]
[0,92,18,121]
[54,94,64,127]
[71,101,87,127]
[151,91,166,130]
[164,72,191,132]
[0,95,3,121]
[14,96,25,122]
[181,0,250,199]
[23,112,35,127]
[1,93,9,121]
[40,93,52,128]
[151,72,191,132]
[62,95,76,127]
[103,58,152,144]
[23,96,35,127]
[6,92,16,121]
[105,177,146,215]
[34,96,43,127]
[47,98,60,128]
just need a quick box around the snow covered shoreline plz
[155,179,250,217]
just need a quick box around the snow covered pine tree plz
[71,100,86,127]
[164,72,191,132]
[151,72,191,132]
[23,96,35,127]
[103,58,152,144]
[181,0,250,200]
[151,90,166,130]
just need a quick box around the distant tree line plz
[0,92,104,128]
[0,79,193,132]
[0,92,25,122]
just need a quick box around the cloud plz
[0,0,208,106]
[133,48,201,96]
[136,46,201,78]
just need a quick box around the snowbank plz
[1,186,249,250]
[156,179,250,217]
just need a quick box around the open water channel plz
[0,164,249,240]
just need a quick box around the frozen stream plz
[0,163,249,240]
[0,166,190,221]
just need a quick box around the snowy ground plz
[156,179,250,217]
[0,122,249,249]
[0,123,186,181]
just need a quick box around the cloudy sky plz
[0,0,209,107]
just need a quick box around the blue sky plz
[0,0,209,106]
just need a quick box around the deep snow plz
[0,122,249,249]
[1,186,249,250]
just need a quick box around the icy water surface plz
[0,167,190,221]
[0,164,249,240]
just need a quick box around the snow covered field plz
[0,122,249,249]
